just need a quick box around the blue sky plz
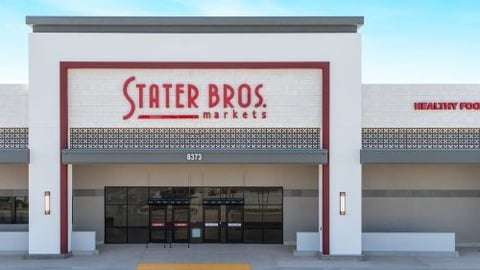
[0,0,479,83]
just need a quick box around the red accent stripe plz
[55,61,328,69]
[138,114,199,120]
[321,64,330,255]
[59,63,69,254]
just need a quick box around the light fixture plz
[44,191,51,215]
[339,192,346,215]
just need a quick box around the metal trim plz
[62,149,328,164]
[26,16,364,33]
[361,149,480,164]
[0,149,30,164]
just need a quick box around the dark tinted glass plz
[105,205,127,227]
[149,187,164,199]
[263,205,282,223]
[189,187,204,205]
[150,187,190,199]
[244,228,262,243]
[174,227,189,242]
[263,187,282,205]
[15,196,28,224]
[203,187,221,199]
[243,205,262,224]
[222,187,243,199]
[189,204,203,224]
[128,205,149,226]
[0,197,12,224]
[127,228,149,243]
[128,187,148,205]
[150,229,167,242]
[263,228,282,243]
[168,187,190,199]
[173,207,189,222]
[105,187,127,204]
[105,228,127,243]
[244,187,262,205]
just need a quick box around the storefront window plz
[243,187,283,243]
[0,197,12,224]
[104,186,282,244]
[0,196,28,224]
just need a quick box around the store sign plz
[69,69,322,128]
[122,76,267,120]
[414,102,480,111]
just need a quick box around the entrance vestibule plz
[104,186,283,244]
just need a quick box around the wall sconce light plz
[339,192,346,215]
[44,191,51,215]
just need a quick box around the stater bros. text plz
[122,76,267,120]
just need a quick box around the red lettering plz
[223,84,234,108]
[238,84,251,108]
[122,76,136,120]
[136,83,146,108]
[163,84,172,108]
[208,84,220,108]
[176,84,185,108]
[254,84,264,108]
[149,84,159,108]
[187,84,199,108]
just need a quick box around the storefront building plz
[0,16,477,257]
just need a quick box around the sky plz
[0,0,479,84]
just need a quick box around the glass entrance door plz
[172,206,189,242]
[226,205,243,243]
[149,205,169,243]
[203,204,244,243]
[203,206,221,242]
[149,204,190,243]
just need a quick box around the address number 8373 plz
[186,153,203,161]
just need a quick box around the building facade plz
[0,16,477,256]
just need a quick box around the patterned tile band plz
[0,128,28,149]
[362,128,480,149]
[69,128,322,150]
[4,128,479,150]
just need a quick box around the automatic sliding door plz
[226,205,243,243]
[203,206,220,242]
[173,206,189,242]
[150,205,168,243]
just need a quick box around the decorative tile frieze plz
[0,128,28,149]
[70,128,322,150]
[362,128,480,150]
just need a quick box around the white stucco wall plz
[29,32,361,254]
[68,69,322,128]
[0,84,28,127]
[362,84,480,127]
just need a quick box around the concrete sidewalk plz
[1,244,480,270]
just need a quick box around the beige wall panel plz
[363,164,480,245]
[363,164,480,190]
[0,165,28,189]
[284,197,318,242]
[73,164,318,189]
[72,164,319,243]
